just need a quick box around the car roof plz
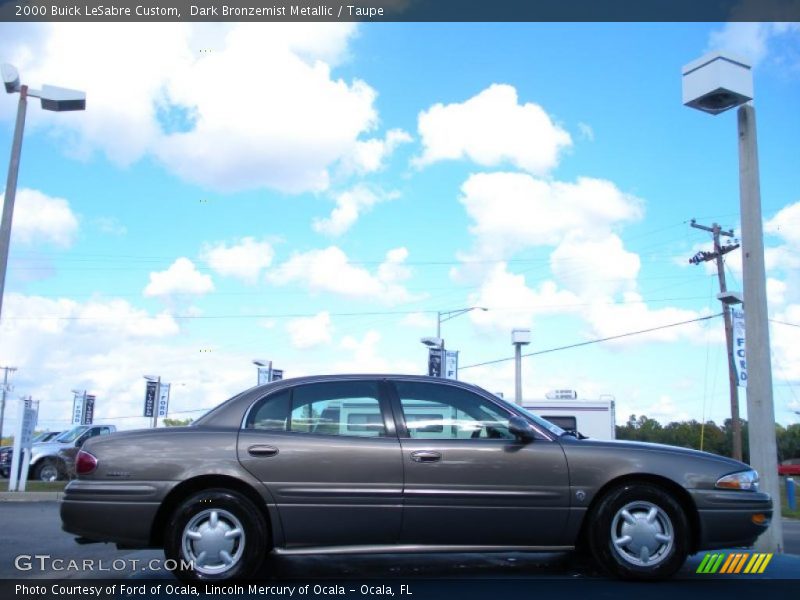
[193,374,497,429]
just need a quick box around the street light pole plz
[682,51,782,552]
[0,85,28,323]
[1,64,85,325]
[737,103,781,552]
[436,306,488,339]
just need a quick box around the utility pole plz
[0,365,17,444]
[689,220,742,461]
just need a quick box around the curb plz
[0,491,62,501]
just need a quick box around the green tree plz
[162,418,193,427]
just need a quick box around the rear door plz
[238,379,403,548]
[390,380,571,547]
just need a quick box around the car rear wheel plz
[164,488,268,581]
[33,459,64,482]
[588,482,689,580]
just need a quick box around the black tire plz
[33,458,64,482]
[164,488,269,582]
[588,482,689,580]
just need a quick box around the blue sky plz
[1,21,799,434]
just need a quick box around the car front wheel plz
[589,482,689,580]
[164,488,268,581]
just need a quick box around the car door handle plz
[248,445,279,457]
[410,451,441,463]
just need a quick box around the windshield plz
[54,426,88,443]
[514,405,568,437]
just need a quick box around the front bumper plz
[690,489,773,550]
[60,480,166,548]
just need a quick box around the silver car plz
[61,375,772,581]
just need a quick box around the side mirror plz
[509,416,536,442]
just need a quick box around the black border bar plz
[2,0,800,23]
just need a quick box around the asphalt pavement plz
[0,500,798,582]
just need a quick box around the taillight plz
[75,450,97,475]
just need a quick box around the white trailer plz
[522,393,616,440]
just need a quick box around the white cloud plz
[0,291,258,432]
[334,330,417,374]
[400,312,436,330]
[706,22,800,68]
[202,237,275,284]
[772,304,800,384]
[457,172,643,264]
[343,129,412,175]
[286,311,333,349]
[707,23,774,66]
[577,122,595,142]
[584,295,707,346]
[415,84,572,174]
[5,23,381,194]
[268,246,415,304]
[94,216,127,236]
[143,257,214,297]
[467,263,580,333]
[313,186,399,237]
[2,188,78,247]
[766,201,800,246]
[550,234,641,298]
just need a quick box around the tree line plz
[616,414,800,463]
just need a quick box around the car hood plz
[31,440,72,453]
[564,436,750,470]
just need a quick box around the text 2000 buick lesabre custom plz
[61,374,772,581]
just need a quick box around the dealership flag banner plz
[271,369,284,381]
[71,393,83,425]
[157,384,171,417]
[444,350,459,380]
[732,308,747,387]
[143,380,157,417]
[428,348,443,377]
[83,394,95,425]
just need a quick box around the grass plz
[1,479,67,492]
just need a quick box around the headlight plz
[716,469,759,491]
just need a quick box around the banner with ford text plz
[732,309,747,387]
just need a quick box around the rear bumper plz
[60,480,164,548]
[690,489,772,550]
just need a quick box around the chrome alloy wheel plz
[610,500,674,567]
[181,508,246,576]
[38,463,60,482]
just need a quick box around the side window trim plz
[244,379,396,439]
[387,379,554,442]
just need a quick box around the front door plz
[389,380,570,547]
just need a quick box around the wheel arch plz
[577,473,701,554]
[149,475,273,548]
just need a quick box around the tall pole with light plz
[511,329,531,405]
[422,307,488,378]
[682,51,782,551]
[1,64,85,322]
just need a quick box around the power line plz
[770,319,800,328]
[0,295,718,322]
[460,313,723,370]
